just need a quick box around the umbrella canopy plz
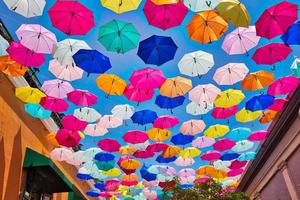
[281,20,300,45]
[98,19,140,54]
[237,152,256,161]
[162,145,181,158]
[120,159,141,170]
[178,50,214,77]
[214,89,245,108]
[40,96,69,113]
[153,115,179,129]
[241,70,274,91]
[267,76,299,96]
[101,0,141,14]
[0,55,28,77]
[217,0,250,27]
[15,86,45,104]
[147,142,168,152]
[98,115,123,129]
[291,57,300,77]
[133,149,155,159]
[119,145,137,154]
[98,138,121,152]
[123,130,149,144]
[3,0,46,18]
[245,94,274,111]
[269,98,287,111]
[201,151,221,161]
[232,140,254,152]
[255,1,298,39]
[186,10,228,44]
[171,133,194,146]
[222,26,260,55]
[220,153,240,161]
[212,105,238,119]
[236,108,262,123]
[227,127,252,141]
[213,63,249,85]
[160,76,192,97]
[67,89,97,107]
[183,0,221,12]
[179,147,201,158]
[213,138,236,151]
[143,0,188,30]
[55,129,81,147]
[156,155,177,163]
[248,130,268,141]
[259,110,278,124]
[175,157,195,167]
[124,84,155,103]
[147,128,172,141]
[41,79,74,99]
[230,160,247,170]
[155,95,185,110]
[111,104,135,120]
[151,0,178,5]
[84,124,108,137]
[61,115,88,131]
[192,136,215,148]
[131,110,158,125]
[189,84,221,104]
[96,74,127,96]
[204,124,230,138]
[73,107,101,123]
[0,35,9,56]
[24,103,51,119]
[102,168,122,177]
[48,0,95,35]
[180,119,206,135]
[50,147,73,162]
[186,101,213,116]
[94,152,115,162]
[48,59,83,81]
[137,35,178,66]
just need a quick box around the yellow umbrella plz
[147,128,172,141]
[0,55,28,76]
[217,0,251,28]
[214,89,245,108]
[46,132,60,147]
[100,0,141,14]
[120,158,141,170]
[15,86,46,104]
[162,145,181,158]
[102,168,122,177]
[236,108,262,123]
[151,0,178,5]
[179,147,201,158]
[160,76,192,97]
[204,124,229,138]
[119,145,137,154]
[96,74,126,96]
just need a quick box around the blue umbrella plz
[156,155,177,163]
[24,103,51,119]
[86,189,99,197]
[94,182,106,191]
[137,35,178,66]
[140,164,157,181]
[131,109,158,125]
[171,133,194,146]
[245,94,274,111]
[281,21,300,45]
[155,95,185,110]
[237,152,256,161]
[180,184,193,189]
[220,153,240,161]
[227,127,252,141]
[76,170,93,180]
[73,49,112,75]
[94,152,115,162]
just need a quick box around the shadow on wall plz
[0,136,5,200]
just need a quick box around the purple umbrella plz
[41,79,74,99]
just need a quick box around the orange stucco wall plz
[0,75,91,200]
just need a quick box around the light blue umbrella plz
[237,152,256,161]
[227,127,252,141]
[232,140,254,152]
[291,57,300,77]
[0,35,9,56]
[24,103,51,119]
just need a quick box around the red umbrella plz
[229,160,247,170]
[213,138,236,152]
[133,149,154,159]
[200,150,221,161]
[122,130,149,144]
[146,142,168,153]
[255,1,298,39]
[98,138,121,152]
[61,115,88,131]
[211,105,238,119]
[124,84,154,104]
[48,1,95,35]
[40,96,69,113]
[55,129,81,147]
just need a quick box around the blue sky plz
[1,0,299,172]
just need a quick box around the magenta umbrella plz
[48,0,95,35]
[133,149,154,159]
[268,98,287,111]
[143,0,188,30]
[41,79,74,99]
[146,142,168,153]
[213,139,236,152]
[211,105,238,119]
[255,1,298,39]
[61,115,88,131]
[105,180,119,191]
[267,76,299,96]
[124,84,154,104]
[40,96,69,113]
[229,160,247,170]
[200,150,221,161]
[153,115,179,129]
[55,129,81,147]
[98,138,121,152]
[122,130,149,144]
[227,169,244,177]
[67,89,97,106]
[248,130,268,141]
[7,41,45,67]
[192,136,215,148]
[129,67,166,90]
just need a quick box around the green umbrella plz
[291,57,300,77]
[96,160,114,171]
[98,19,140,54]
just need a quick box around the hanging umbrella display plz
[84,124,108,137]
[229,160,247,170]
[98,115,123,129]
[96,74,127,96]
[268,98,287,111]
[175,157,195,167]
[3,0,46,18]
[227,169,244,177]
[153,115,179,129]
[119,145,137,155]
[146,142,168,153]
[48,0,95,35]
[183,0,221,12]
[200,151,221,161]
[171,133,194,146]
[48,59,83,82]
[291,57,300,77]
[133,149,155,159]
[204,124,229,138]
[0,34,9,56]
[213,160,231,170]
[178,50,214,77]
[98,19,140,54]
[189,84,221,104]
[232,140,254,152]
[180,119,206,135]
[123,130,149,144]
[186,101,213,116]
[41,79,74,99]
[147,128,172,141]
[248,130,268,141]
[179,147,201,158]
[259,110,278,124]
[214,89,245,108]
[111,104,135,121]
[227,127,252,141]
[186,10,228,44]
[98,138,121,152]
[213,63,249,85]
[15,86,45,104]
[213,138,236,151]
[0,55,28,77]
[156,155,177,163]
[220,153,240,161]
[102,168,122,177]
[40,96,69,113]
[255,1,298,39]
[241,70,274,91]
[55,129,81,147]
[131,110,158,125]
[101,0,141,14]
[74,107,102,123]
[222,26,260,55]
[143,0,188,30]
[212,105,238,120]
[137,35,177,66]
[124,84,155,104]
[160,76,192,97]
[50,147,73,162]
[162,145,181,158]
[94,152,115,162]
[281,21,300,45]
[121,174,139,186]
[245,94,274,111]
[16,24,57,54]
[120,158,141,170]
[192,136,215,148]
[67,89,97,107]
[236,108,262,123]
[61,115,88,131]
[237,152,256,161]
[24,103,51,119]
[267,76,299,96]
[155,95,185,111]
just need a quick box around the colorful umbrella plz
[98,19,140,54]
[291,57,300,77]
[86,190,99,197]
[281,20,300,45]
[77,167,93,180]
[153,115,179,129]
[204,124,229,138]
[67,89,97,107]
[232,140,254,152]
[236,108,262,123]
[119,146,137,154]
[201,151,221,161]
[171,133,194,146]
[48,59,83,81]
[212,105,238,120]
[213,63,249,85]
[131,110,158,125]
[230,160,247,170]
[94,152,115,162]
[259,110,278,124]
[40,96,69,113]
[120,159,141,170]
[186,10,228,44]
[48,0,95,35]
[237,152,256,161]
[0,55,28,76]
[180,119,206,135]
[111,104,135,120]
[101,0,141,14]
[137,35,177,66]
[156,155,177,163]
[192,136,215,148]
[189,84,221,104]
[133,149,155,159]
[143,0,188,30]
[3,0,46,18]
[83,124,108,137]
[220,153,240,161]
[255,1,298,39]
[47,133,60,147]
[175,157,195,167]
[146,142,168,153]
[241,70,274,91]
[0,35,9,56]
[183,0,221,12]
[227,127,252,141]
[98,115,123,129]
[123,130,149,144]
[140,165,157,181]
[24,103,51,119]
[155,95,185,110]
[55,129,81,147]
[213,160,231,170]
[74,107,101,123]
[50,147,73,162]
[213,138,236,151]
[98,138,121,152]
[248,130,268,141]
[15,86,45,104]
[186,101,213,116]
[267,76,299,96]
[179,147,201,158]
[227,169,244,177]
[245,94,274,111]
[151,0,178,5]
[124,84,155,104]
[96,74,127,96]
[147,128,172,141]
[61,115,88,131]
[160,76,192,97]
[41,79,74,99]
[214,89,245,108]
[162,145,181,158]
[102,168,122,177]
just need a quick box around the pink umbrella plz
[189,84,221,104]
[133,149,154,159]
[55,129,81,147]
[255,1,298,39]
[200,150,221,161]
[174,157,195,167]
[227,169,244,177]
[211,106,238,119]
[213,139,236,152]
[48,59,83,82]
[146,142,168,153]
[105,179,119,191]
[143,0,188,30]
[48,1,95,35]
[180,119,206,135]
[7,41,45,67]
[268,98,287,111]
[124,84,154,104]
[222,26,260,55]
[61,115,88,131]
[41,79,74,99]
[213,63,249,85]
[178,168,195,177]
[153,115,179,129]
[97,115,123,129]
[129,67,166,90]
[99,192,112,198]
[67,89,97,106]
[142,180,159,188]
[229,160,247,170]
[192,136,215,148]
[83,124,108,137]
[248,130,268,141]
[98,138,121,152]
[267,76,299,96]
[16,24,57,54]
[194,176,211,183]
[122,130,149,144]
[40,96,69,113]
[143,188,157,200]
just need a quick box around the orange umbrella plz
[120,158,141,170]
[196,165,227,179]
[121,173,138,182]
[160,76,192,97]
[46,132,60,147]
[162,145,181,158]
[96,74,127,96]
[186,10,228,44]
[242,70,274,91]
[259,110,278,124]
[151,0,178,5]
[147,128,172,141]
[119,146,137,154]
[0,55,28,76]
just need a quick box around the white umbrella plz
[3,0,46,18]
[213,160,231,170]
[174,157,195,166]
[50,147,73,162]
[128,141,150,150]
[186,101,213,116]
[0,35,9,56]
[48,59,83,81]
[65,152,83,166]
[189,84,221,104]
[183,0,221,12]
[53,39,91,65]
[97,115,123,129]
[111,104,135,120]
[74,107,101,123]
[213,63,249,85]
[232,140,254,152]
[178,50,214,77]
[84,124,108,137]
[74,148,102,163]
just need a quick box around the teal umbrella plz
[98,19,140,54]
[291,57,300,77]
[24,103,51,119]
[96,160,114,171]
